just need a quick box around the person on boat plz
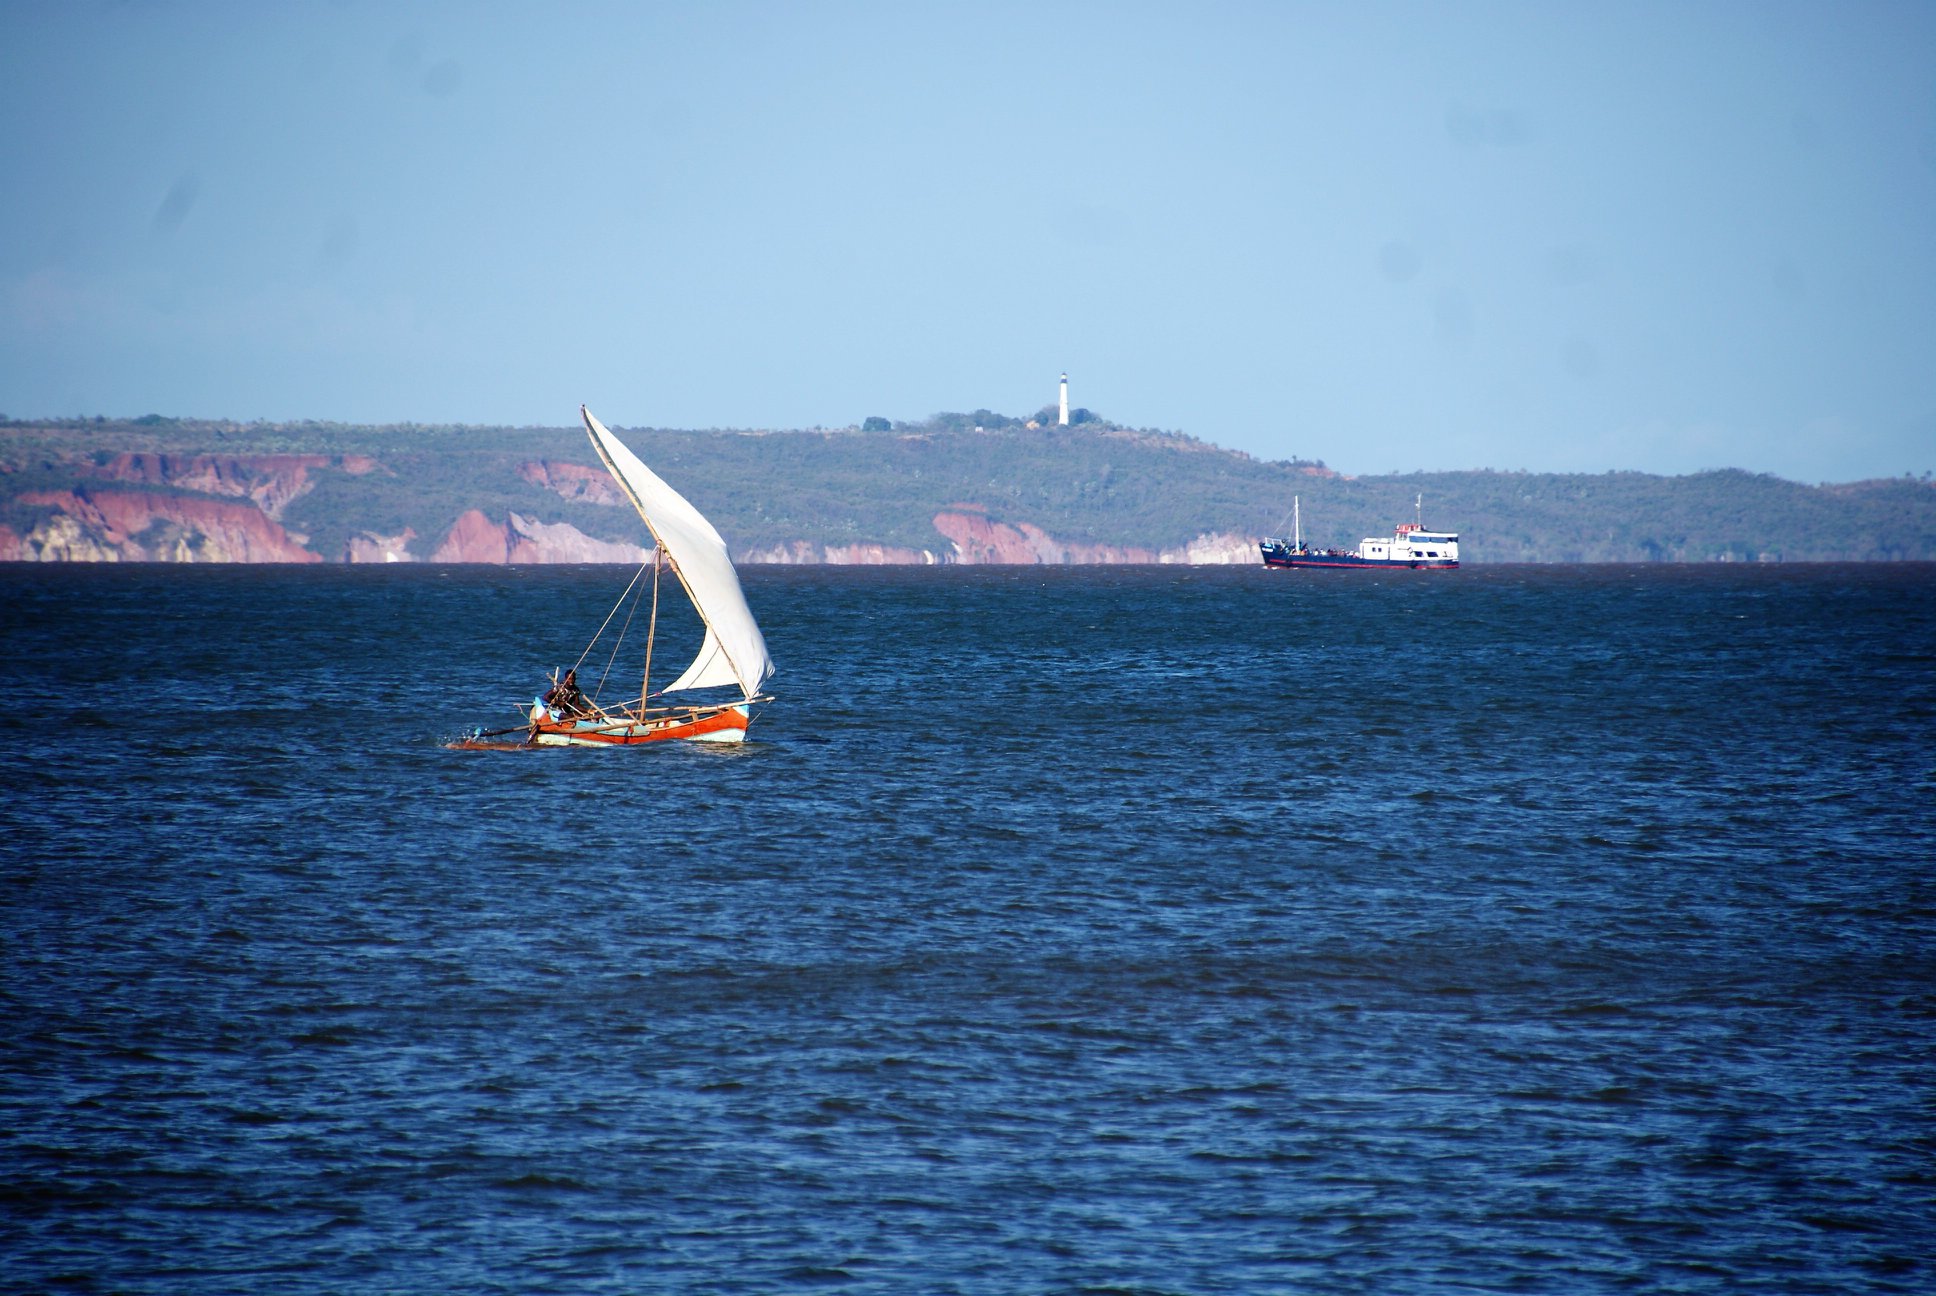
[543,668,590,717]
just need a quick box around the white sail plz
[581,406,773,700]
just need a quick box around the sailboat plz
[451,405,773,749]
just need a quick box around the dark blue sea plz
[3,563,1933,1294]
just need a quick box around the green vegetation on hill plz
[603,412,1327,554]
[3,413,1932,562]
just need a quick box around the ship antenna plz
[1416,493,1423,526]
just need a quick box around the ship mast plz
[640,547,661,718]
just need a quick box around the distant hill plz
[2,413,1932,563]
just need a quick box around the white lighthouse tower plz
[1058,373,1069,426]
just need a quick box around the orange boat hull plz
[529,702,752,746]
[449,701,755,750]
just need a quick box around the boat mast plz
[1294,496,1301,549]
[640,547,661,718]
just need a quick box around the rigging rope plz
[574,560,652,706]
[598,577,646,706]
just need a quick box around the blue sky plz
[2,1,1931,482]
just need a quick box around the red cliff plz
[431,510,654,564]
[933,510,1159,564]
[10,489,322,562]
[518,461,628,507]
[93,453,335,518]
[430,510,511,563]
[931,510,1253,564]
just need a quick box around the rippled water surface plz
[3,563,1933,1293]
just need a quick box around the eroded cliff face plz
[7,489,321,562]
[1,450,1257,565]
[934,510,1157,564]
[930,510,1254,565]
[91,452,343,518]
[346,528,419,563]
[0,451,390,561]
[0,515,120,562]
[519,461,1252,565]
[1169,532,1263,564]
[430,510,655,564]
[519,461,627,508]
[735,514,1253,564]
[743,540,938,564]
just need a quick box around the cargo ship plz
[1260,496,1459,570]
